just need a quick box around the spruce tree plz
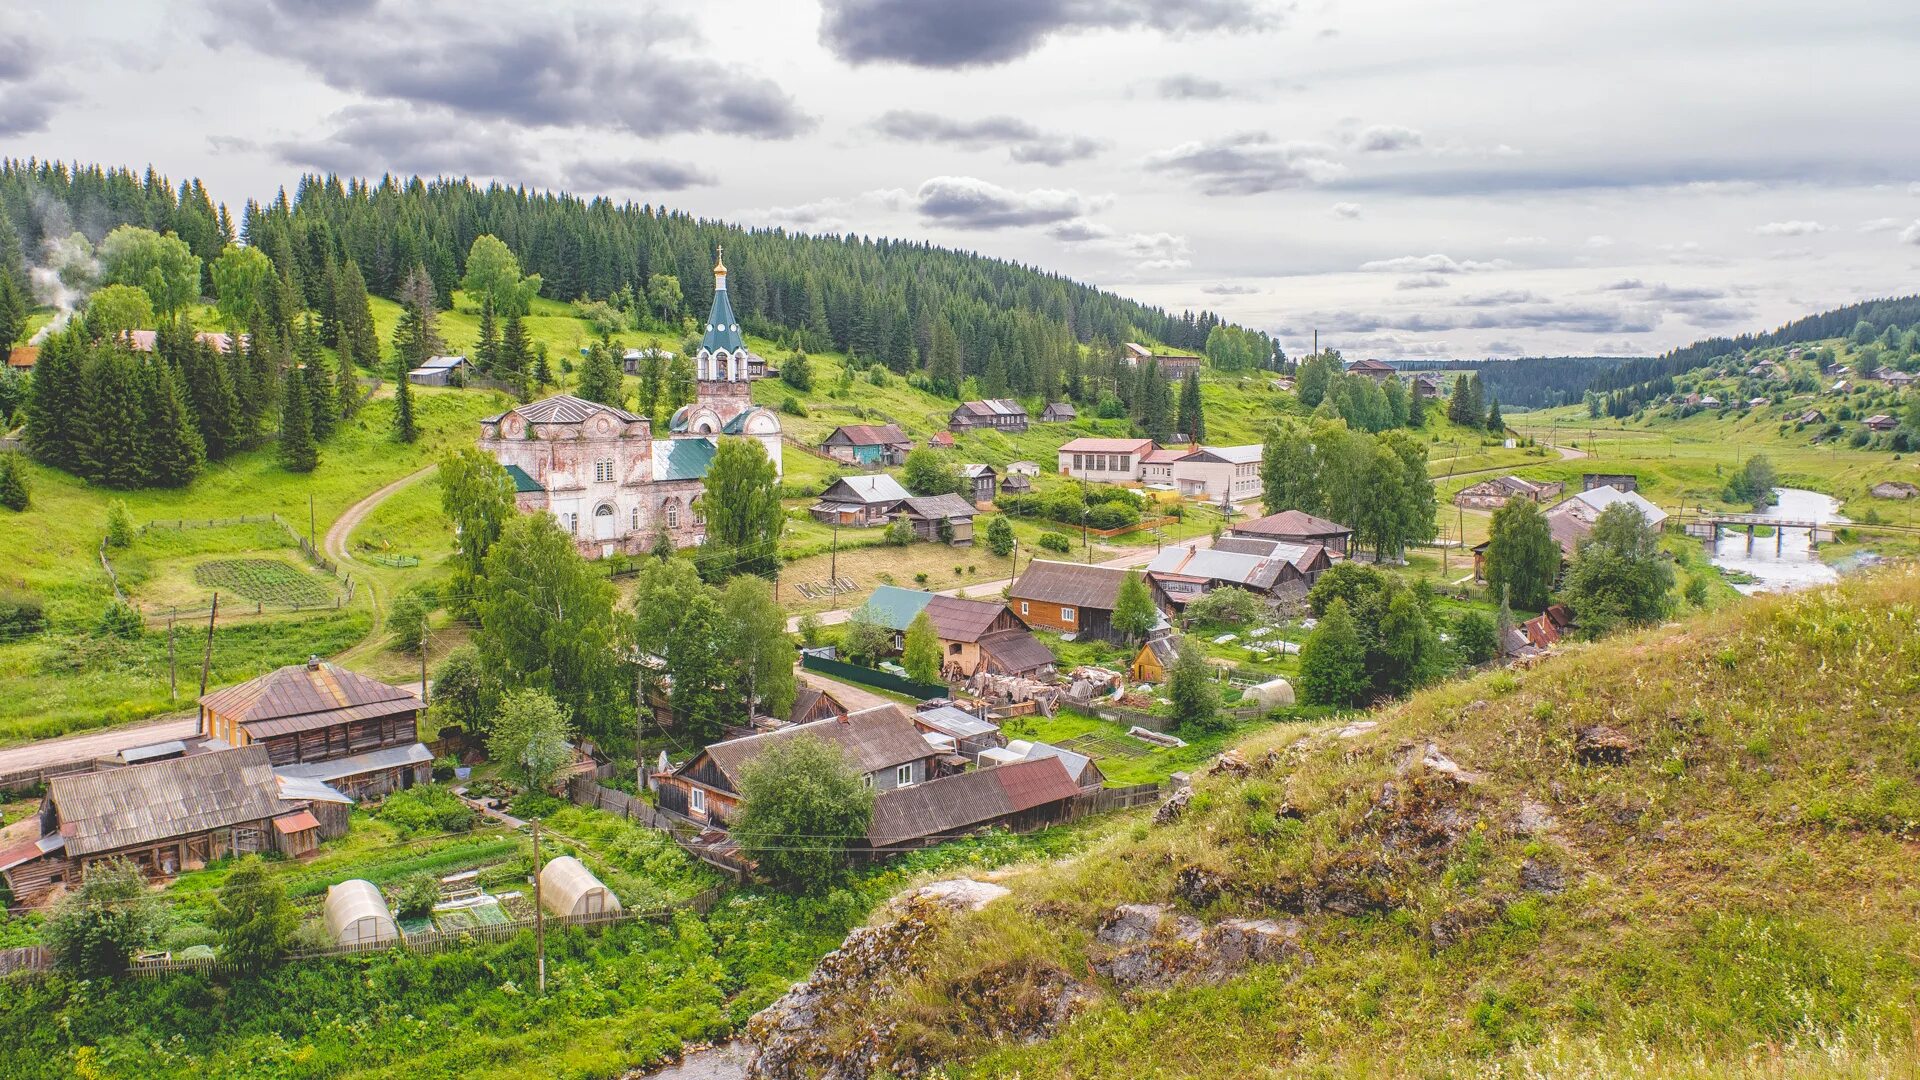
[23,331,88,471]
[0,452,29,511]
[178,335,239,460]
[0,274,24,365]
[391,354,418,443]
[316,261,341,347]
[141,358,207,487]
[278,366,318,472]
[1177,370,1206,442]
[298,317,335,441]
[474,296,500,373]
[335,258,379,376]
[1485,395,1504,433]
[83,350,152,489]
[531,342,552,390]
[497,310,530,386]
[336,333,360,419]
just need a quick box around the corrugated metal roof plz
[1059,437,1156,454]
[504,463,543,493]
[820,473,910,505]
[1147,545,1283,590]
[276,742,433,783]
[825,424,910,446]
[276,774,355,805]
[1002,740,1095,790]
[695,705,930,788]
[977,629,1056,675]
[120,740,187,764]
[914,705,1000,740]
[200,661,423,736]
[922,594,1009,642]
[1009,560,1130,610]
[1231,509,1352,540]
[865,757,1076,847]
[50,746,297,857]
[900,494,976,521]
[273,810,321,835]
[509,394,644,425]
[863,585,936,630]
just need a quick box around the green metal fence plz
[801,652,947,699]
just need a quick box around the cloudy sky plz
[6,0,1920,358]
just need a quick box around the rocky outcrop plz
[1575,724,1636,764]
[1154,784,1194,825]
[1091,903,1308,990]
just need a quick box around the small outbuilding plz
[325,879,399,946]
[540,855,622,918]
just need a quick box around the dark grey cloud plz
[1157,74,1231,99]
[871,110,1102,166]
[1145,132,1344,195]
[912,175,1097,229]
[819,0,1279,69]
[0,23,69,136]
[0,27,36,82]
[567,159,715,194]
[207,0,809,139]
[1355,124,1422,152]
[271,105,530,179]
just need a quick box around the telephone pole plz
[531,817,546,995]
[308,492,316,550]
[167,615,177,701]
[419,626,429,707]
[198,593,219,696]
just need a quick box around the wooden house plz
[949,399,1028,432]
[0,746,326,903]
[821,424,912,466]
[1452,475,1566,510]
[1865,414,1899,431]
[1040,402,1077,423]
[1147,538,1330,608]
[1121,343,1204,379]
[810,473,910,527]
[1008,560,1164,643]
[658,705,937,829]
[406,354,472,386]
[860,586,1052,678]
[1227,509,1354,556]
[961,463,997,503]
[1131,635,1178,683]
[897,494,977,544]
[198,659,430,798]
[786,683,849,725]
[861,757,1081,857]
[1345,358,1397,381]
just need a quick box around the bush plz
[885,518,915,546]
[1185,586,1264,626]
[0,590,46,637]
[106,500,134,549]
[1038,531,1072,553]
[95,599,142,639]
[986,515,1014,556]
[779,395,807,417]
[393,873,442,919]
[388,592,429,651]
[376,784,477,836]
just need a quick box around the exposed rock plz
[1208,750,1250,778]
[1462,699,1489,715]
[1430,898,1502,948]
[1519,858,1567,894]
[1575,724,1636,764]
[1335,720,1379,739]
[747,880,1011,1080]
[1173,864,1227,908]
[1154,785,1194,825]
[1513,798,1555,836]
[1092,904,1307,990]
[1395,741,1482,786]
[1370,772,1474,858]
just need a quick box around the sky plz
[4,0,1920,359]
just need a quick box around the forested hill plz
[0,160,1236,391]
[1465,293,1920,409]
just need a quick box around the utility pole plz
[167,615,177,701]
[309,492,316,550]
[198,593,219,696]
[531,817,546,995]
[828,519,838,599]
[419,626,429,706]
[635,657,648,792]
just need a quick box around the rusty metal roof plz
[1009,560,1129,611]
[49,746,298,857]
[865,757,1076,847]
[199,661,423,738]
[695,704,931,789]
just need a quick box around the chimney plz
[306,654,321,670]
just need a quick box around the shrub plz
[95,599,142,639]
[388,591,429,651]
[393,873,442,919]
[1038,531,1072,553]
[780,395,807,417]
[1185,586,1264,626]
[0,590,46,637]
[376,784,477,836]
[105,500,134,548]
[885,518,915,546]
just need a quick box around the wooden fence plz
[1065,782,1164,818]
[0,760,92,796]
[106,514,356,625]
[564,774,752,880]
[0,946,49,978]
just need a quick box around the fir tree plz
[335,258,379,376]
[474,296,500,373]
[575,341,623,405]
[82,350,151,489]
[497,309,529,385]
[1485,395,1504,432]
[297,316,335,442]
[141,358,207,487]
[0,274,25,365]
[1177,370,1206,442]
[175,333,239,460]
[391,354,418,443]
[0,452,29,511]
[23,331,88,472]
[278,366,318,472]
[1298,597,1370,707]
[531,342,552,390]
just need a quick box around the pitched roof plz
[1562,486,1667,527]
[275,742,433,783]
[1059,437,1156,454]
[825,423,910,446]
[901,494,977,520]
[821,473,911,505]
[1147,544,1284,591]
[503,463,543,493]
[419,354,469,369]
[495,394,644,426]
[863,585,937,630]
[955,399,1027,418]
[864,756,1078,847]
[701,259,745,353]
[200,661,423,739]
[1346,358,1396,374]
[653,438,716,482]
[978,628,1057,675]
[923,594,1013,642]
[1231,509,1353,539]
[1185,444,1262,465]
[1000,739,1096,787]
[1010,559,1131,611]
[1141,445,1193,464]
[49,745,298,857]
[695,704,931,787]
[912,705,1000,741]
[961,463,995,478]
[1041,402,1076,417]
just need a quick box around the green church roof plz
[700,251,745,354]
[503,463,543,493]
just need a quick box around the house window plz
[896,764,914,787]
[863,774,874,789]
[565,512,578,535]
[631,507,640,531]
[1117,455,1129,472]
[690,787,706,814]
[1072,453,1083,470]
[1061,606,1076,623]
[667,504,680,529]
[949,642,963,655]
[594,459,614,483]
[1019,601,1029,615]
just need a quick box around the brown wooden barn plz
[199,658,430,797]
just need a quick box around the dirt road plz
[325,464,437,664]
[0,715,201,775]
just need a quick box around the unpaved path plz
[326,464,438,664]
[0,715,201,773]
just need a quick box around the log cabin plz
[198,658,430,798]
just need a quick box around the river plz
[1707,487,1847,594]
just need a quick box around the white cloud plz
[1331,201,1362,219]
[1754,220,1827,236]
[1355,124,1423,152]
[1502,235,1548,246]
[1358,253,1509,274]
[1901,221,1920,246]
[1857,218,1904,233]
[1585,235,1615,248]
[1396,273,1451,289]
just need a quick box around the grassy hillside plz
[797,567,1920,1078]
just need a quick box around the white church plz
[477,249,783,557]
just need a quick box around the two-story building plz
[657,705,937,828]
[861,586,1056,679]
[1058,437,1154,484]
[949,399,1029,432]
[1165,444,1262,503]
[1008,560,1167,643]
[199,659,432,798]
[1122,343,1204,379]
